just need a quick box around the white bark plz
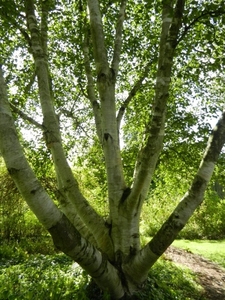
[49,215,125,299]
[0,66,62,229]
[111,0,127,77]
[125,110,225,279]
[0,65,125,298]
[88,0,109,73]
[25,0,114,259]
[123,244,159,290]
[110,0,186,257]
[83,33,102,142]
[2,1,225,298]
[129,0,185,210]
[56,187,97,245]
[88,0,126,223]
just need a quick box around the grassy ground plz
[0,239,205,300]
[172,239,225,268]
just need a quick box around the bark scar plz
[104,133,112,141]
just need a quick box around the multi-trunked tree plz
[0,0,225,298]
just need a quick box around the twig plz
[111,0,127,77]
[10,102,43,129]
[116,59,156,129]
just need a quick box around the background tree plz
[0,0,225,298]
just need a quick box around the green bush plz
[141,178,225,240]
[0,171,26,241]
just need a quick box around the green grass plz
[172,239,225,268]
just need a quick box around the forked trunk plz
[1,0,225,299]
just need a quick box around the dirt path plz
[165,246,225,300]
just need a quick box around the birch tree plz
[0,0,225,298]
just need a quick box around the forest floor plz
[165,246,225,300]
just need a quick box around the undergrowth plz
[0,240,205,300]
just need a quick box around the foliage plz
[142,190,225,240]
[74,142,108,217]
[140,155,225,240]
[0,163,25,241]
[0,159,53,242]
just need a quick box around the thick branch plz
[0,65,62,229]
[25,0,114,259]
[83,26,102,142]
[129,0,185,209]
[55,182,97,246]
[111,0,127,77]
[88,0,109,73]
[40,0,49,58]
[49,215,124,299]
[125,110,225,282]
[0,68,123,297]
[86,2,127,246]
[87,2,126,207]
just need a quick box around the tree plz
[0,0,225,298]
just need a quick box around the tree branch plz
[88,0,109,74]
[116,59,156,129]
[87,2,126,209]
[0,4,31,46]
[40,0,49,58]
[177,8,225,45]
[25,0,114,259]
[24,70,36,94]
[129,0,185,209]
[0,65,62,230]
[124,109,225,282]
[10,102,43,129]
[0,67,123,297]
[55,183,97,246]
[83,23,103,142]
[111,0,127,77]
[49,215,125,299]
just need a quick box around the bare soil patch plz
[165,246,225,300]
